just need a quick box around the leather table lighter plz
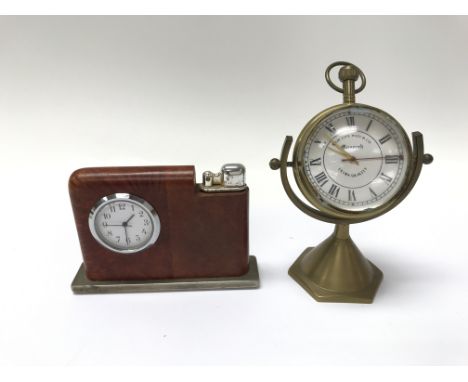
[69,164,259,293]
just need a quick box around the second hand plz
[341,156,403,162]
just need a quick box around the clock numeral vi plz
[348,189,356,202]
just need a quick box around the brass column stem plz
[334,223,350,239]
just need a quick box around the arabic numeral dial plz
[89,193,161,254]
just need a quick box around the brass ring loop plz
[325,61,366,94]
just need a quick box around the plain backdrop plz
[0,16,467,366]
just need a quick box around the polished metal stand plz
[288,224,382,303]
[71,256,260,294]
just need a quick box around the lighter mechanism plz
[201,163,247,192]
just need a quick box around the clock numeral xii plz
[346,116,355,126]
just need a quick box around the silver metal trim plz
[199,184,248,193]
[200,163,247,192]
[88,193,161,255]
[222,163,245,187]
[71,256,260,294]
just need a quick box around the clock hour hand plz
[324,133,359,164]
[125,214,135,225]
[327,145,359,164]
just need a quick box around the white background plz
[0,16,467,366]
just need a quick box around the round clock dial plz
[298,105,411,212]
[89,193,161,254]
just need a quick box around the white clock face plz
[302,106,410,211]
[89,193,161,254]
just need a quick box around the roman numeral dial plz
[301,106,410,212]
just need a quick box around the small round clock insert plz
[89,193,160,254]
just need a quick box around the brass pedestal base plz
[288,225,383,303]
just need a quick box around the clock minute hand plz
[121,214,135,246]
[123,225,129,245]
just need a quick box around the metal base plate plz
[289,248,383,304]
[71,256,260,294]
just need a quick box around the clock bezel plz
[292,103,412,218]
[88,193,161,254]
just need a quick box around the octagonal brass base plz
[288,224,383,303]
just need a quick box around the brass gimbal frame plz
[270,62,433,303]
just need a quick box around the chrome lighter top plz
[200,163,246,192]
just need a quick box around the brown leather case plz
[69,166,249,281]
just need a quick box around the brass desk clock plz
[270,61,433,303]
